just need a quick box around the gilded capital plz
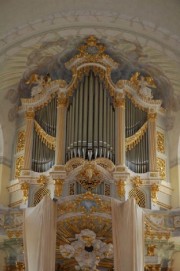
[148,112,157,121]
[114,93,125,108]
[57,93,68,107]
[25,110,35,119]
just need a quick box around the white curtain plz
[111,198,144,271]
[23,196,57,271]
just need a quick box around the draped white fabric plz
[111,198,144,271]
[23,196,57,271]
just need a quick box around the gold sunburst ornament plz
[76,161,102,191]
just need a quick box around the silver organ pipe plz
[65,70,115,162]
[125,96,149,173]
[31,96,57,172]
[94,76,99,159]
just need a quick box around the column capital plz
[57,92,68,107]
[114,93,125,108]
[148,112,157,121]
[25,110,35,119]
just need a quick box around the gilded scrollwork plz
[157,131,165,153]
[20,182,29,202]
[15,156,24,178]
[157,158,166,180]
[76,161,102,191]
[16,130,25,152]
[131,176,142,188]
[37,175,48,185]
[116,180,126,197]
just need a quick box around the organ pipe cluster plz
[125,96,149,173]
[65,71,115,162]
[31,96,57,172]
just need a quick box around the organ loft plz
[0,36,179,271]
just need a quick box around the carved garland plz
[34,120,56,150]
[125,122,148,151]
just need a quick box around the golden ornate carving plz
[58,80,67,88]
[132,176,142,188]
[58,192,111,216]
[65,157,85,173]
[16,130,25,152]
[157,158,166,180]
[34,120,55,150]
[15,156,24,178]
[148,112,157,121]
[130,72,156,89]
[125,122,148,151]
[65,36,118,99]
[37,175,48,185]
[116,180,125,197]
[147,244,156,256]
[76,161,102,191]
[95,158,115,172]
[16,262,25,271]
[20,182,29,202]
[114,93,125,107]
[157,132,165,153]
[66,36,118,69]
[57,92,68,107]
[151,183,159,203]
[54,179,64,197]
[25,110,35,119]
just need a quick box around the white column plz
[148,112,157,172]
[55,93,67,165]
[23,110,35,170]
[115,94,125,166]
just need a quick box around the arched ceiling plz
[0,0,180,163]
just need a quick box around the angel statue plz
[138,76,156,99]
[26,74,45,97]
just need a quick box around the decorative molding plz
[16,130,25,153]
[8,199,23,207]
[157,157,166,180]
[157,131,165,154]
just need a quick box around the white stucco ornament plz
[59,229,113,271]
